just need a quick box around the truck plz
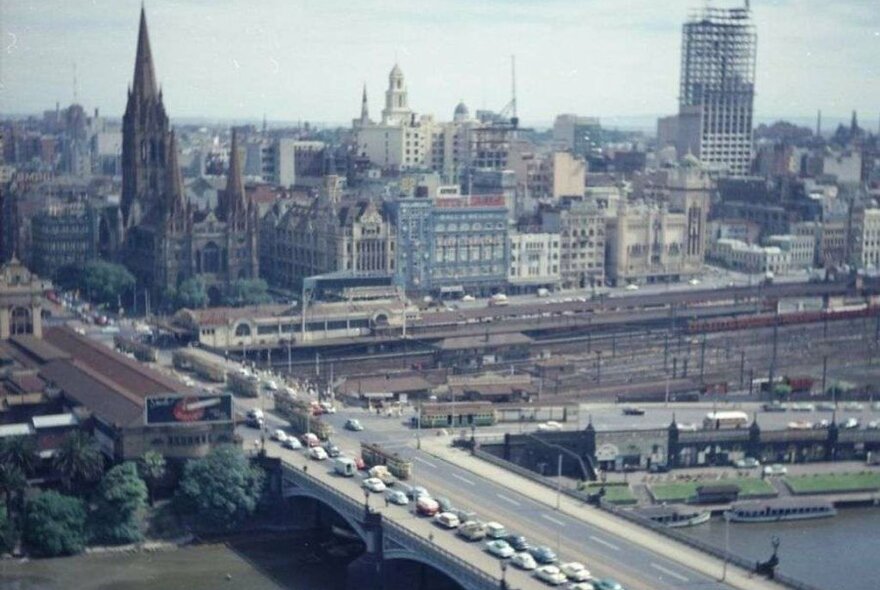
[334,457,356,477]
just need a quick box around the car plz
[872,402,880,412]
[506,535,530,551]
[624,283,639,291]
[733,457,760,469]
[300,433,320,447]
[407,486,430,500]
[622,406,645,416]
[813,419,831,429]
[434,512,461,529]
[353,456,366,470]
[568,584,595,590]
[535,565,567,586]
[308,446,328,461]
[485,539,515,558]
[320,401,337,414]
[763,401,787,412]
[457,520,487,541]
[867,420,880,430]
[816,402,836,412]
[323,442,341,458]
[791,403,815,412]
[362,477,386,493]
[560,562,592,582]
[435,496,454,512]
[529,546,558,564]
[688,278,701,286]
[385,490,408,505]
[462,295,475,302]
[271,429,288,442]
[676,422,698,432]
[843,402,865,411]
[452,508,478,523]
[592,580,624,590]
[537,421,563,432]
[282,437,302,450]
[264,380,279,391]
[763,464,787,476]
[416,497,440,517]
[787,420,813,430]
[485,521,507,539]
[511,551,538,570]
[246,416,264,429]
[345,419,364,431]
[842,417,860,429]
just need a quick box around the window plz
[235,323,252,337]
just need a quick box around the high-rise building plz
[674,3,756,177]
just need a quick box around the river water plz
[0,536,357,590]
[679,507,880,590]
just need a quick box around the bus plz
[703,411,749,430]
[227,370,261,397]
[172,348,226,383]
[415,401,497,429]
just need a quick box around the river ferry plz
[724,498,836,523]
[634,506,711,528]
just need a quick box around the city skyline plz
[1,0,878,126]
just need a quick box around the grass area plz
[784,472,880,494]
[648,478,776,502]
[581,482,637,505]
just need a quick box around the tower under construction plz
[677,3,756,177]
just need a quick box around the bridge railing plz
[382,518,501,590]
[280,459,366,522]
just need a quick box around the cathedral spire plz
[222,129,247,222]
[133,6,158,101]
[164,131,187,223]
[361,83,369,122]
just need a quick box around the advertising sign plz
[145,394,233,426]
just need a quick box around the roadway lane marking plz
[414,456,437,468]
[650,563,689,582]
[496,493,521,507]
[589,535,620,551]
[541,514,566,527]
[451,473,475,486]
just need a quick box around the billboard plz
[145,394,233,426]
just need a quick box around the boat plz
[724,499,836,523]
[634,506,711,528]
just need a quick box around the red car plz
[416,497,440,517]
[353,456,366,470]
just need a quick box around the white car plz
[271,429,288,442]
[537,421,563,432]
[842,417,860,429]
[867,420,880,430]
[434,512,461,529]
[511,552,538,570]
[535,565,568,586]
[568,584,595,590]
[362,477,386,493]
[688,278,701,286]
[560,562,592,582]
[763,464,787,476]
[485,539,515,559]
[308,446,328,461]
[624,283,639,291]
[282,437,302,450]
[462,295,476,302]
[320,401,337,414]
[843,402,864,411]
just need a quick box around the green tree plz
[176,445,264,530]
[0,436,39,477]
[80,261,136,307]
[90,462,147,545]
[0,464,26,523]
[176,277,209,309]
[0,506,14,553]
[138,451,167,506]
[224,279,271,307]
[23,491,87,557]
[53,432,104,495]
[773,383,793,400]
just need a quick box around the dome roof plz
[454,101,469,116]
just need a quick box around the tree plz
[138,451,166,506]
[176,277,208,309]
[773,383,793,400]
[176,445,264,530]
[53,432,104,495]
[90,462,147,545]
[23,491,87,557]
[224,279,271,307]
[81,261,136,307]
[0,464,26,523]
[0,506,14,554]
[0,436,39,478]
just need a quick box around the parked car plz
[485,539,515,559]
[271,429,288,442]
[416,497,440,517]
[535,565,567,585]
[624,283,639,291]
[763,402,786,413]
[733,457,760,469]
[763,464,787,476]
[345,419,364,431]
[308,446,328,461]
[592,579,624,590]
[814,419,831,429]
[362,477,386,493]
[434,512,461,529]
[842,417,860,429]
[622,407,645,416]
[537,421,563,432]
[790,403,815,412]
[843,402,865,411]
[867,420,880,430]
[511,551,537,570]
[385,490,408,505]
[815,402,836,412]
[506,535,530,551]
[282,437,302,450]
[529,546,558,564]
[560,562,592,582]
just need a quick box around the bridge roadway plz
[244,407,785,590]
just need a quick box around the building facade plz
[508,231,560,291]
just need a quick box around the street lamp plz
[500,560,508,590]
[363,487,371,516]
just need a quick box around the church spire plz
[361,83,369,122]
[221,129,247,223]
[133,6,158,101]
[164,131,188,229]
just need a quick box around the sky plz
[0,0,878,128]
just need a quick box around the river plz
[679,506,880,590]
[0,535,358,590]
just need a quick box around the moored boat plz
[724,498,836,523]
[634,505,711,528]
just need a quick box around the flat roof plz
[0,423,35,437]
[32,413,79,429]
